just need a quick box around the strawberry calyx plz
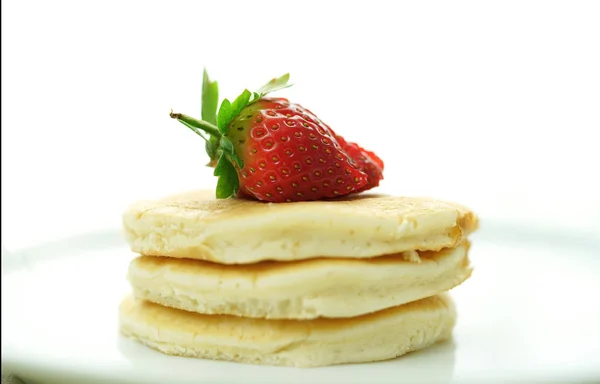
[170,70,292,198]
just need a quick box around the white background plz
[3,3,600,383]
[2,0,600,248]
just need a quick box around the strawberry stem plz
[170,111,221,138]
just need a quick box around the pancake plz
[122,190,478,264]
[127,243,471,319]
[119,293,456,368]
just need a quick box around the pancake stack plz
[119,190,478,367]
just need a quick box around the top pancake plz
[122,190,478,264]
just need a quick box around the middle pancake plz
[128,243,471,320]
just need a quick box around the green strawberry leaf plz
[216,75,291,135]
[219,136,244,168]
[255,73,292,98]
[201,69,219,126]
[206,135,220,164]
[230,89,252,121]
[213,153,239,199]
[216,99,233,133]
[216,89,251,133]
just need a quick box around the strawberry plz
[169,71,383,203]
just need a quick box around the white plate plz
[2,222,600,384]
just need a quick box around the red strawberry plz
[169,72,383,203]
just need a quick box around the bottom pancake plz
[119,294,456,368]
